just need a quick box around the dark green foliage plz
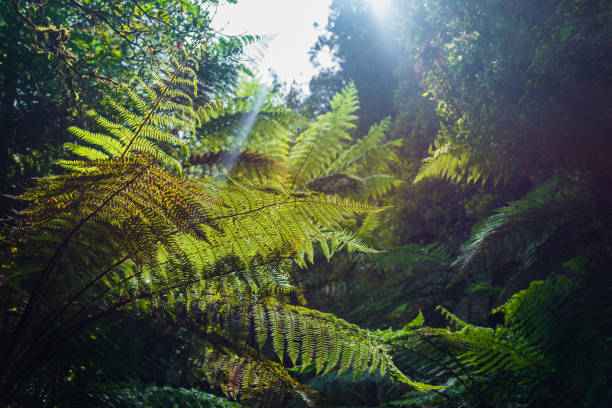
[302,171,612,406]
[388,273,612,408]
[3,0,612,406]
[14,316,238,407]
[394,0,612,185]
[0,0,249,216]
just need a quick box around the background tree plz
[307,0,403,133]
[393,0,612,185]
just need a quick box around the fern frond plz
[61,51,198,173]
[492,277,573,346]
[196,79,295,162]
[362,174,403,199]
[288,83,359,188]
[314,230,380,260]
[357,212,380,240]
[328,117,400,177]
[449,180,596,287]
[199,335,315,407]
[14,157,382,306]
[414,141,485,184]
[196,296,439,391]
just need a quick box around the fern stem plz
[1,161,152,384]
[2,48,194,377]
[210,197,363,221]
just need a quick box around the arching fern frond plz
[413,140,494,185]
[328,117,400,177]
[195,79,296,163]
[194,297,440,391]
[15,157,382,289]
[288,83,359,189]
[363,174,403,200]
[449,180,598,288]
[60,50,200,173]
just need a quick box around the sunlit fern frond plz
[132,287,439,406]
[13,157,382,287]
[6,157,389,356]
[328,117,401,176]
[416,279,571,385]
[301,117,402,199]
[315,229,379,261]
[196,79,295,162]
[60,51,200,173]
[357,212,380,240]
[193,296,440,390]
[362,174,403,200]
[189,150,284,181]
[4,150,422,403]
[413,131,512,186]
[288,83,359,188]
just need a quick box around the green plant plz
[0,48,435,407]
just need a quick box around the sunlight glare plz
[366,0,390,16]
[220,86,269,177]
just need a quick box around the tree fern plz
[327,117,400,177]
[413,139,494,185]
[194,79,296,175]
[0,53,431,406]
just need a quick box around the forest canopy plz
[1,0,611,407]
